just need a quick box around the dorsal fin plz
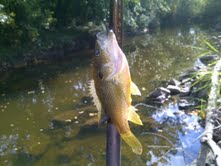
[128,106,143,125]
[88,80,102,122]
[131,81,141,96]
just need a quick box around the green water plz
[0,27,219,166]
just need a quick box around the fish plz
[89,30,143,155]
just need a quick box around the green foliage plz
[0,0,221,61]
[0,0,55,47]
[0,4,14,25]
[165,0,209,23]
[192,40,221,116]
[203,0,221,23]
[79,0,109,24]
[179,0,202,17]
[124,0,171,32]
[195,98,206,119]
[203,40,219,53]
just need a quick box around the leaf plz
[197,51,212,58]
[203,40,219,53]
[9,12,15,17]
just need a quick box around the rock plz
[199,84,210,97]
[149,87,171,98]
[218,141,221,148]
[149,87,171,103]
[179,70,196,81]
[194,58,207,70]
[181,78,193,84]
[212,109,221,143]
[155,94,169,103]
[168,79,181,86]
[167,85,181,95]
[178,99,195,110]
[180,82,191,97]
[191,85,209,99]
[87,21,93,27]
[199,54,220,65]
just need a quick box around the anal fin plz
[128,106,143,125]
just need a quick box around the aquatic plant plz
[190,40,221,119]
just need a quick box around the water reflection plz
[0,134,19,156]
[0,27,219,165]
[152,103,203,165]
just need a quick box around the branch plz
[142,132,175,148]
[196,59,221,166]
[207,139,221,165]
[135,103,159,110]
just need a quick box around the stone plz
[199,54,220,65]
[87,22,93,27]
[149,87,171,103]
[149,87,171,98]
[168,78,181,86]
[155,94,169,103]
[179,70,195,81]
[167,85,181,95]
[181,78,192,84]
[180,82,192,97]
[194,58,207,70]
[191,86,209,99]
[178,99,195,110]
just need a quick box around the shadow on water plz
[0,49,93,95]
[0,26,220,165]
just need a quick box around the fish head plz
[94,30,125,81]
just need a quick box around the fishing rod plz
[106,0,123,166]
[109,0,123,47]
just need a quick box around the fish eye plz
[98,71,104,80]
[95,49,100,57]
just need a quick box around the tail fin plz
[121,131,142,155]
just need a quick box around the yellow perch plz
[89,30,143,154]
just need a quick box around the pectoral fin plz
[89,80,102,122]
[131,81,141,96]
[128,106,143,125]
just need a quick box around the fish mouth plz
[96,31,108,47]
[96,30,122,80]
[96,30,115,48]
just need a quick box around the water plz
[0,27,219,166]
